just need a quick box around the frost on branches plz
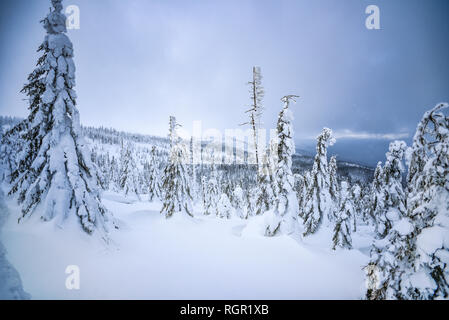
[6,0,110,235]
[265,96,299,236]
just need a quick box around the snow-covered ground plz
[1,189,371,300]
[0,188,30,300]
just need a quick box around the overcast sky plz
[0,0,448,166]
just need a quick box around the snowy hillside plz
[1,190,370,299]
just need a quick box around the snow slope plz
[1,190,370,300]
[0,187,30,300]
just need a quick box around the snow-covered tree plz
[328,155,339,222]
[298,170,311,218]
[351,183,362,232]
[233,186,247,219]
[147,146,162,202]
[401,102,449,299]
[7,0,110,235]
[160,117,193,218]
[255,154,274,215]
[203,165,220,216]
[246,187,257,217]
[369,161,386,227]
[118,141,140,198]
[365,214,414,300]
[265,95,299,236]
[188,136,200,202]
[375,141,407,239]
[0,126,23,183]
[242,66,264,172]
[293,173,305,217]
[217,193,234,219]
[302,127,336,236]
[365,142,412,300]
[332,181,353,250]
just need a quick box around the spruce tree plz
[147,146,162,202]
[118,141,140,198]
[351,183,362,232]
[293,173,305,217]
[203,163,220,216]
[328,155,339,222]
[161,117,193,218]
[217,193,234,219]
[265,95,299,236]
[375,141,407,238]
[369,161,386,228]
[255,153,274,215]
[246,188,256,217]
[302,127,336,236]
[233,186,247,219]
[365,141,413,300]
[332,181,353,250]
[7,0,110,235]
[401,103,449,299]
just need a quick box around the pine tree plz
[302,127,336,236]
[7,0,109,235]
[161,117,193,218]
[332,181,353,250]
[265,95,299,236]
[401,103,449,299]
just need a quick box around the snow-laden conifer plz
[160,117,193,218]
[147,146,162,202]
[118,141,140,198]
[332,181,353,250]
[7,0,110,235]
[265,95,299,236]
[375,141,407,238]
[402,103,449,299]
[217,193,234,219]
[302,127,336,236]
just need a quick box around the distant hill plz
[0,115,375,184]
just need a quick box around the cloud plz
[332,129,410,140]
[299,129,410,141]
